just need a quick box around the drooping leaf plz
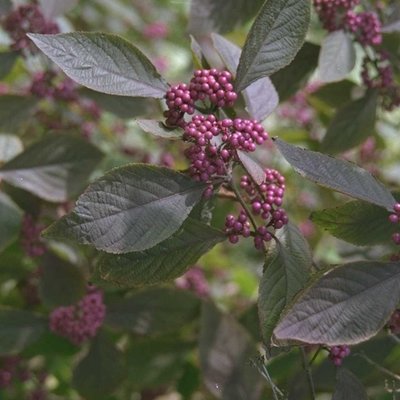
[44,165,205,253]
[39,252,86,307]
[318,31,356,83]
[97,218,225,287]
[211,33,278,120]
[136,119,183,140]
[188,0,265,35]
[332,368,368,400]
[237,150,265,186]
[235,0,310,92]
[0,307,47,354]
[72,332,125,400]
[0,95,37,132]
[273,261,400,346]
[0,192,22,252]
[311,80,356,108]
[259,223,312,345]
[311,199,399,246]
[270,42,320,101]
[0,135,103,202]
[0,134,23,163]
[199,302,264,400]
[0,51,19,79]
[274,138,396,210]
[105,288,200,335]
[28,32,169,98]
[321,91,378,154]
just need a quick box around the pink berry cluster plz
[20,214,47,258]
[143,22,169,40]
[387,309,400,335]
[224,211,252,244]
[164,69,237,127]
[2,4,59,51]
[49,287,106,345]
[345,11,382,46]
[329,345,351,366]
[29,72,78,102]
[389,203,400,246]
[175,266,210,297]
[313,0,360,31]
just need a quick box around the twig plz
[301,347,316,400]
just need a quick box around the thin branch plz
[355,352,400,381]
[301,348,316,400]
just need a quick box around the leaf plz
[237,151,265,186]
[382,20,400,33]
[332,368,368,400]
[0,192,22,252]
[188,0,265,35]
[105,288,201,335]
[235,0,311,92]
[0,51,19,79]
[28,32,169,98]
[0,0,11,16]
[318,31,356,83]
[259,223,312,345]
[311,199,400,246]
[211,33,278,120]
[0,135,103,202]
[38,0,77,18]
[136,119,183,140]
[72,333,125,400]
[199,302,264,400]
[0,95,37,132]
[0,307,47,355]
[0,134,23,163]
[44,165,205,253]
[39,252,86,307]
[274,138,396,211]
[97,218,225,287]
[190,35,208,70]
[321,91,378,154]
[273,260,400,346]
[311,80,355,108]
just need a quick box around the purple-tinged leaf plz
[136,119,183,140]
[237,150,265,186]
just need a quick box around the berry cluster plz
[224,211,252,244]
[20,214,47,258]
[143,22,168,40]
[313,0,360,31]
[2,4,59,52]
[345,11,382,46]
[49,287,106,345]
[389,203,400,246]
[329,345,351,366]
[29,72,78,102]
[387,309,400,335]
[175,266,210,297]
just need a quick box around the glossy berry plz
[329,345,351,366]
[164,83,195,127]
[392,232,400,245]
[224,211,251,244]
[313,0,360,31]
[346,11,382,46]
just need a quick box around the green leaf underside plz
[0,192,22,252]
[72,333,125,400]
[105,288,200,335]
[273,261,400,346]
[259,223,312,345]
[136,119,183,140]
[97,218,225,287]
[274,139,395,210]
[332,368,368,400]
[211,33,278,120]
[0,307,47,355]
[28,32,169,98]
[235,0,310,92]
[0,134,103,202]
[318,30,356,83]
[199,302,264,400]
[0,95,37,132]
[311,198,400,246]
[44,165,205,253]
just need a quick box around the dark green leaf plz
[311,80,355,108]
[237,150,265,186]
[259,223,312,345]
[28,32,169,98]
[0,192,22,252]
[318,30,356,83]
[188,0,265,34]
[270,42,320,101]
[39,252,86,307]
[105,288,200,335]
[332,368,368,400]
[274,138,396,210]
[0,134,23,163]
[0,51,19,79]
[311,199,399,246]
[0,134,103,202]
[235,0,310,92]
[199,302,264,400]
[0,0,11,16]
[44,165,205,253]
[0,307,47,355]
[0,95,36,132]
[273,261,400,345]
[321,91,378,154]
[97,218,225,287]
[136,119,183,140]
[72,333,125,400]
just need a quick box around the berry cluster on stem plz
[328,345,351,366]
[20,214,47,258]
